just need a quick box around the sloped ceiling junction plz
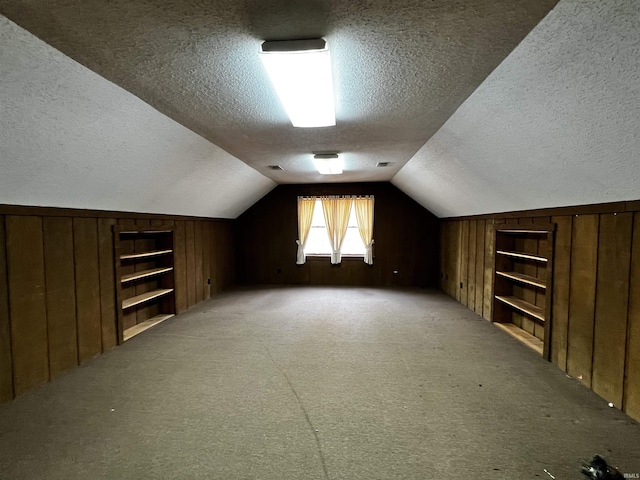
[0,0,561,218]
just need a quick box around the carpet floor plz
[0,286,638,479]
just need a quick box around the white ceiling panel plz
[0,16,275,218]
[393,0,640,217]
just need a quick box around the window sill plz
[305,255,368,261]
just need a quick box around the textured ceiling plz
[0,0,558,184]
[392,0,640,217]
[0,16,275,218]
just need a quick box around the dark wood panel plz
[483,220,495,321]
[0,216,13,402]
[73,217,103,363]
[43,217,78,379]
[550,215,572,371]
[475,220,485,316]
[98,218,118,351]
[566,214,599,388]
[624,212,640,420]
[442,201,629,221]
[591,213,632,406]
[467,220,477,311]
[459,221,469,305]
[173,221,188,313]
[194,221,204,304]
[6,216,49,395]
[203,222,211,299]
[185,221,197,308]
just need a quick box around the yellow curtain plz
[296,197,316,264]
[321,196,353,264]
[354,196,375,264]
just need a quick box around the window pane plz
[303,199,366,256]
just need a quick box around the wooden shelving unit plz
[493,223,555,358]
[113,226,176,343]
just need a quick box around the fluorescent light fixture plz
[260,39,336,128]
[313,153,343,175]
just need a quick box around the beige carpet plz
[0,286,638,479]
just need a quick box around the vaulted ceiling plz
[1,0,638,218]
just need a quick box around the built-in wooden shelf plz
[121,267,174,284]
[496,271,546,289]
[120,249,173,260]
[123,314,175,341]
[122,288,174,310]
[495,295,545,322]
[496,250,547,263]
[494,322,544,355]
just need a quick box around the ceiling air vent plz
[267,165,283,170]
[376,161,392,167]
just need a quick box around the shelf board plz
[494,322,543,355]
[122,288,173,309]
[496,229,548,234]
[120,249,173,260]
[120,230,172,234]
[496,271,546,289]
[495,295,545,322]
[123,314,175,341]
[496,250,547,263]
[121,267,174,283]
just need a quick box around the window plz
[304,198,366,256]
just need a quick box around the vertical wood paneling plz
[483,220,495,321]
[173,221,187,313]
[591,213,633,406]
[185,221,197,308]
[567,214,599,387]
[0,216,14,402]
[203,222,211,299]
[467,221,477,311]
[98,218,118,351]
[459,221,469,305]
[73,218,102,363]
[550,215,572,371]
[43,217,78,379]
[194,221,204,304]
[624,212,640,420]
[475,220,485,316]
[6,216,49,395]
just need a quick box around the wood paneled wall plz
[440,200,640,422]
[0,206,236,404]
[236,183,440,288]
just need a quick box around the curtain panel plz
[296,196,316,264]
[354,196,375,264]
[321,196,353,264]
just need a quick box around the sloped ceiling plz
[393,0,640,217]
[0,0,557,190]
[2,0,637,219]
[0,16,275,218]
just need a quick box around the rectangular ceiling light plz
[313,153,342,175]
[260,39,336,128]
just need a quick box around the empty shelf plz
[495,295,545,322]
[120,249,173,260]
[497,250,547,262]
[121,267,174,283]
[122,289,173,309]
[496,271,546,289]
[496,229,548,234]
[123,314,175,341]
[494,322,543,355]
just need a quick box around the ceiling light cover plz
[260,39,336,128]
[313,153,342,175]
